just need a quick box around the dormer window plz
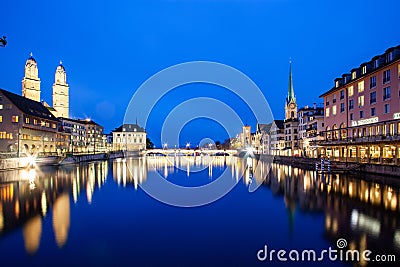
[362,65,367,74]
[386,52,393,63]
[335,80,339,88]
[352,71,357,80]
[374,59,379,69]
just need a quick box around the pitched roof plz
[257,123,272,133]
[273,120,284,129]
[0,88,59,122]
[113,123,146,133]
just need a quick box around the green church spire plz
[287,58,296,104]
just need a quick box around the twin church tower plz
[21,53,69,118]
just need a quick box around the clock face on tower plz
[289,103,295,109]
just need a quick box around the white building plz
[270,120,285,155]
[112,123,146,151]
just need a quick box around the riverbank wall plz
[0,151,140,170]
[270,155,400,177]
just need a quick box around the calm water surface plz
[0,156,399,267]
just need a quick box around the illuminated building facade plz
[79,119,106,153]
[270,120,285,155]
[112,123,146,151]
[21,53,41,102]
[0,89,59,155]
[320,45,400,164]
[297,104,324,157]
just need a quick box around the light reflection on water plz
[0,156,399,266]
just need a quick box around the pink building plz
[319,45,400,164]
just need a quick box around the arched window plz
[326,126,331,140]
[340,123,347,139]
[332,124,338,140]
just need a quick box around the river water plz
[0,156,399,266]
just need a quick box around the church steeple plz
[52,60,69,118]
[286,58,296,105]
[22,52,41,102]
[285,59,298,121]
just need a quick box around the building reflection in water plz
[2,155,400,264]
[0,161,108,254]
[111,155,272,190]
[264,163,400,267]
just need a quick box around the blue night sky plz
[0,0,399,147]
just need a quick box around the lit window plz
[362,65,367,74]
[358,81,364,92]
[358,95,364,107]
[332,105,337,115]
[389,123,395,136]
[398,64,400,78]
[25,117,30,124]
[352,71,357,79]
[0,116,2,123]
[0,104,3,109]
[11,116,19,123]
[384,104,390,114]
[348,86,354,96]
[325,108,330,117]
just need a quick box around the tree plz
[146,138,154,149]
[0,36,7,47]
[215,141,221,149]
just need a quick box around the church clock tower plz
[52,61,69,118]
[22,52,41,102]
[283,59,299,156]
[285,59,297,120]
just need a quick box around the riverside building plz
[319,45,400,164]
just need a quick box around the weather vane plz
[0,36,7,47]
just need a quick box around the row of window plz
[115,138,144,143]
[327,103,391,119]
[24,116,57,129]
[327,122,400,139]
[326,87,393,117]
[115,133,145,137]
[0,131,13,139]
[328,68,398,105]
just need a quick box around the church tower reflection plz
[52,193,70,248]
[22,215,42,254]
[0,160,108,254]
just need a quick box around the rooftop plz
[0,88,59,122]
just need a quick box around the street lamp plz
[163,143,168,150]
[186,142,190,149]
